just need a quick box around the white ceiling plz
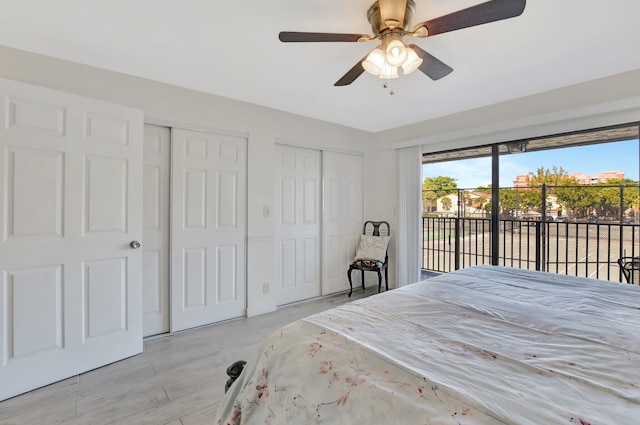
[1,0,639,133]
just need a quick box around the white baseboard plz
[246,303,277,318]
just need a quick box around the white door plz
[322,151,363,295]
[0,78,143,401]
[275,145,321,305]
[170,128,246,332]
[142,125,170,336]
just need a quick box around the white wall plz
[361,149,398,287]
[4,45,637,316]
[0,45,397,317]
[372,68,640,151]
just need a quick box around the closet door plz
[0,78,143,401]
[142,125,170,336]
[322,151,363,295]
[171,128,246,331]
[274,144,321,305]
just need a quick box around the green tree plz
[528,166,571,187]
[423,176,458,197]
[523,166,571,213]
[554,181,596,219]
[470,196,487,211]
[499,189,517,216]
[422,190,438,213]
[591,179,639,218]
[423,176,457,213]
[497,187,542,216]
[476,185,492,194]
[621,180,640,211]
[520,189,543,212]
[552,179,639,220]
[441,196,453,211]
[459,190,471,216]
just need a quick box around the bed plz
[216,265,639,424]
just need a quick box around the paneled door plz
[0,78,143,401]
[322,151,363,295]
[142,125,170,336]
[171,128,246,332]
[275,144,321,305]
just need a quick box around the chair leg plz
[384,267,388,291]
[361,270,365,290]
[377,271,382,293]
[347,267,354,297]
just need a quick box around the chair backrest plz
[617,256,640,284]
[363,221,390,263]
[364,221,390,237]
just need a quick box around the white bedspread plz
[216,266,640,424]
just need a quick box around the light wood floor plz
[0,286,379,425]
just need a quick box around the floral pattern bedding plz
[216,266,640,424]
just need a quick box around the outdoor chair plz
[617,256,640,284]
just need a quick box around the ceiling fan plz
[279,0,526,86]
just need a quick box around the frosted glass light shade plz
[362,48,386,76]
[386,39,408,67]
[401,48,423,75]
[378,63,399,79]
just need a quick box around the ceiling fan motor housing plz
[367,0,416,34]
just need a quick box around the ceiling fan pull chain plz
[383,81,395,95]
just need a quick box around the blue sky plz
[423,139,639,189]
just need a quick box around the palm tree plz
[441,196,452,211]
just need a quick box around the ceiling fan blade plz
[379,0,407,29]
[334,55,368,86]
[413,0,526,37]
[409,45,453,80]
[279,32,366,43]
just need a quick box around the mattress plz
[216,265,639,424]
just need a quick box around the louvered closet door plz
[0,78,143,401]
[275,144,321,305]
[171,128,246,332]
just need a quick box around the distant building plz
[570,171,625,184]
[435,191,491,217]
[512,170,624,187]
[513,174,530,188]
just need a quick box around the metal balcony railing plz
[422,183,640,283]
[422,216,640,283]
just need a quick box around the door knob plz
[130,241,141,249]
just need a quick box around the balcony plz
[422,185,640,284]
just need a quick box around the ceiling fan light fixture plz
[385,39,408,67]
[401,47,423,75]
[362,48,386,76]
[279,0,527,86]
[378,62,399,80]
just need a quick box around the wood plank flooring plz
[0,287,379,425]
